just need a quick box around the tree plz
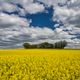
[54,40,67,49]
[23,43,31,49]
[23,41,67,49]
[31,44,37,48]
[38,42,53,48]
[61,40,67,48]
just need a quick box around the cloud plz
[38,0,80,47]
[24,3,45,14]
[0,0,45,14]
[0,2,17,13]
[38,0,68,6]
[0,0,80,48]
[38,0,80,29]
[53,2,80,28]
[0,13,29,28]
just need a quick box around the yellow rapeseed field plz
[0,49,80,80]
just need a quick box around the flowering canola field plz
[0,49,80,80]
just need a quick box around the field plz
[0,49,80,80]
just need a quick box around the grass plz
[0,49,80,80]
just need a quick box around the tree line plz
[23,40,67,49]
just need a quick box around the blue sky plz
[26,6,56,29]
[0,0,80,49]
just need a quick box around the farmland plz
[0,49,80,80]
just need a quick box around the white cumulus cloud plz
[0,0,80,48]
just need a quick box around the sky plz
[0,0,80,49]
